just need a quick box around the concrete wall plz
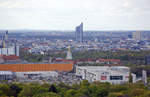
[16,71,58,78]
[76,66,130,84]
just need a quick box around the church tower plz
[66,46,72,60]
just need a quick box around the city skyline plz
[0,0,150,30]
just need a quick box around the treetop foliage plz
[0,80,149,97]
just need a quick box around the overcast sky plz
[0,0,150,30]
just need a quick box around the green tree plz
[143,91,150,97]
[79,80,90,97]
[89,82,109,97]
[110,84,128,93]
[0,84,13,96]
[33,92,60,97]
[108,92,124,97]
[65,89,77,97]
[129,73,133,83]
[10,84,22,97]
[129,88,145,97]
[49,84,57,93]
[18,83,48,97]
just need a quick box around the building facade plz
[0,71,14,80]
[133,31,142,41]
[75,23,83,43]
[76,66,130,84]
[0,46,19,56]
[0,63,73,78]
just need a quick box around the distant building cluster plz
[0,31,20,56]
[16,24,150,55]
[0,31,20,63]
[0,61,131,85]
[0,25,149,85]
[75,58,121,65]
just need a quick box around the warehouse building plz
[76,66,130,84]
[0,63,73,79]
[16,71,58,79]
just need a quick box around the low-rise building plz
[0,63,73,79]
[0,71,14,80]
[76,66,130,84]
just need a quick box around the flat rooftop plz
[77,66,130,73]
[0,63,74,72]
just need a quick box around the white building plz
[76,66,130,84]
[133,32,142,41]
[15,46,20,56]
[132,73,137,83]
[1,48,8,55]
[0,46,19,56]
[142,70,147,84]
[0,71,14,80]
[8,47,15,55]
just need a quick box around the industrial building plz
[0,63,73,79]
[76,66,130,84]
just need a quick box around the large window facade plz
[110,76,123,80]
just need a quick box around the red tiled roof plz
[22,47,31,50]
[3,55,20,60]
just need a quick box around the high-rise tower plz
[5,30,8,41]
[75,23,83,43]
[133,31,142,41]
[4,30,8,48]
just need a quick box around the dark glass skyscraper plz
[75,23,83,43]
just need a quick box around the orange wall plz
[0,63,73,72]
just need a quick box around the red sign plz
[101,76,107,80]
[126,76,129,78]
